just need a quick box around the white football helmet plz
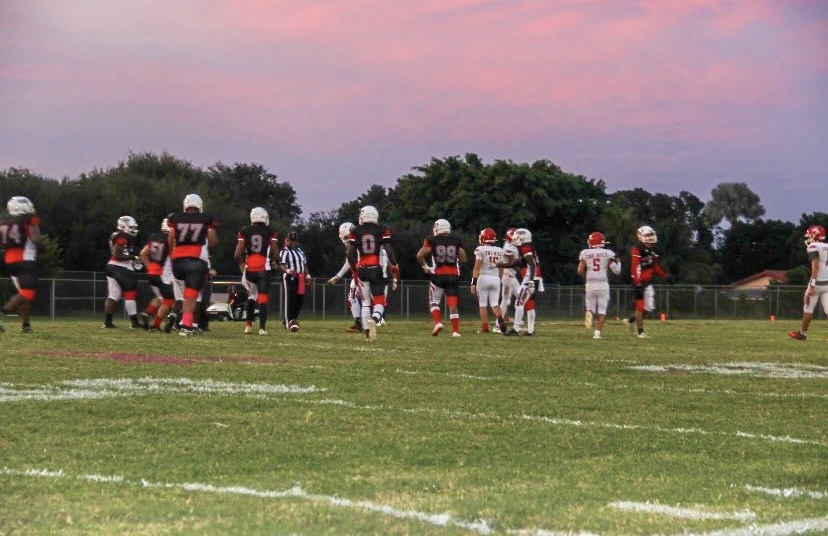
[338,222,355,244]
[250,206,269,225]
[433,218,451,236]
[161,218,171,232]
[512,228,532,245]
[183,193,204,212]
[359,205,379,224]
[6,196,35,215]
[636,225,657,245]
[117,215,139,236]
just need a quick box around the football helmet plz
[504,228,516,243]
[636,225,657,245]
[338,222,355,244]
[433,218,451,236]
[588,232,605,248]
[359,205,379,224]
[479,227,497,244]
[6,196,35,215]
[117,215,139,236]
[512,228,532,245]
[250,206,269,225]
[183,193,204,212]
[805,225,826,245]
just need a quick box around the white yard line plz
[610,500,755,521]
[684,516,828,536]
[743,485,827,500]
[0,467,495,534]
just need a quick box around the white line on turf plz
[743,485,827,500]
[682,516,828,536]
[609,500,756,521]
[0,377,323,403]
[0,467,496,534]
[629,362,828,379]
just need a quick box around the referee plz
[279,230,311,331]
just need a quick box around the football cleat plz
[431,322,444,336]
[787,330,806,340]
[378,317,387,326]
[244,325,253,334]
[138,313,150,330]
[367,318,378,341]
[584,311,593,329]
[637,332,650,339]
[346,324,361,333]
[164,313,177,333]
[179,328,194,337]
[503,329,520,337]
[102,323,117,329]
[593,332,602,339]
[452,332,461,337]
[288,320,300,332]
[21,325,33,333]
[258,328,268,336]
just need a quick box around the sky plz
[1,0,826,223]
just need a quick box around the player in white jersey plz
[577,231,621,339]
[498,228,521,323]
[327,222,363,333]
[470,228,508,334]
[789,225,828,341]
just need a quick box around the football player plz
[346,205,398,342]
[470,227,507,334]
[327,222,363,333]
[788,225,828,340]
[417,218,468,337]
[0,196,41,333]
[168,193,218,336]
[577,231,621,339]
[503,228,543,336]
[235,207,280,335]
[498,228,520,324]
[103,215,142,329]
[624,225,668,338]
[138,217,175,331]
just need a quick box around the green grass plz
[1,317,827,535]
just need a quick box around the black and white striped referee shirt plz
[279,245,307,275]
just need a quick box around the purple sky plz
[2,1,826,222]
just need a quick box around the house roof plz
[728,270,787,287]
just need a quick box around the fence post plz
[51,279,56,320]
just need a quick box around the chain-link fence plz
[1,273,815,322]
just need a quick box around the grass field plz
[1,317,826,535]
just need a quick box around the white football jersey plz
[474,244,504,277]
[808,241,828,282]
[501,242,519,279]
[578,247,620,290]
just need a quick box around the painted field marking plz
[610,500,756,521]
[0,467,495,534]
[743,485,827,500]
[5,468,827,536]
[2,376,822,449]
[0,377,323,403]
[629,362,828,380]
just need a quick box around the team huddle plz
[2,195,827,340]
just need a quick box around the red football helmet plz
[805,225,826,245]
[504,228,517,243]
[588,232,605,248]
[479,227,497,244]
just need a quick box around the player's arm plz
[113,238,134,262]
[609,256,622,275]
[206,226,218,249]
[346,243,359,273]
[808,254,820,295]
[630,247,642,286]
[470,258,482,296]
[233,238,246,272]
[416,245,433,274]
[577,259,587,278]
[139,243,152,267]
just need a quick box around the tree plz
[719,219,797,283]
[703,182,765,227]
